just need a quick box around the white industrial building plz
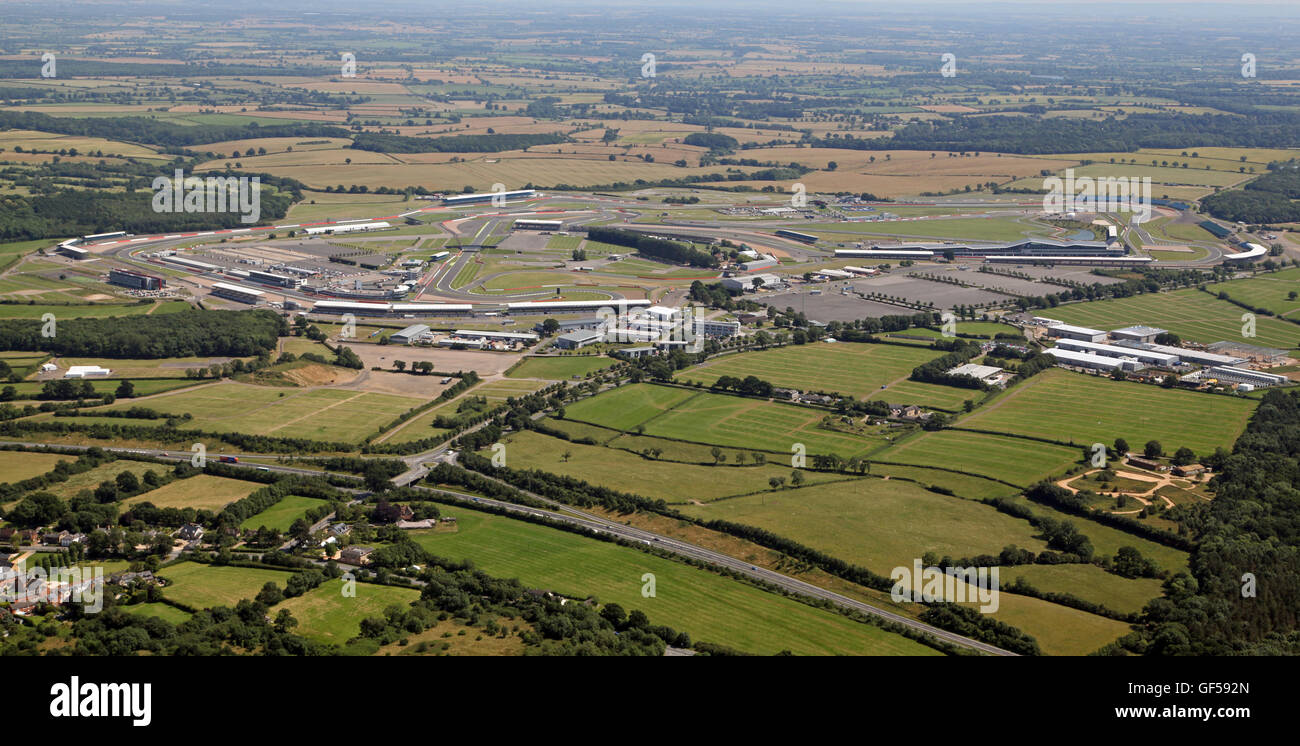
[816,268,855,280]
[739,256,779,271]
[390,324,432,345]
[555,330,604,350]
[210,282,265,304]
[1111,340,1246,367]
[1045,323,1108,343]
[1045,348,1142,372]
[646,306,681,321]
[453,329,539,344]
[1109,325,1167,343]
[1053,339,1179,367]
[946,363,1007,385]
[64,365,112,378]
[693,318,741,338]
[721,273,782,293]
[507,299,651,314]
[1205,366,1290,388]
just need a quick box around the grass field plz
[679,342,942,400]
[677,477,1049,572]
[0,451,71,483]
[277,582,421,646]
[876,428,1084,486]
[506,355,616,380]
[563,384,879,458]
[239,495,328,532]
[160,562,293,610]
[1048,289,1300,350]
[1003,563,1164,616]
[38,461,163,501]
[0,300,190,320]
[957,369,1257,456]
[409,508,939,656]
[489,429,845,502]
[1210,268,1300,318]
[90,383,427,443]
[125,475,262,511]
[864,378,987,411]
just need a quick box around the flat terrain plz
[0,451,71,483]
[506,355,616,380]
[125,475,262,511]
[680,342,942,399]
[160,563,293,610]
[1047,289,1300,350]
[877,428,1084,486]
[956,369,1257,456]
[411,509,939,656]
[239,495,329,532]
[277,581,421,646]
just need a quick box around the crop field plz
[876,428,1083,486]
[490,430,845,502]
[506,355,616,380]
[125,475,262,511]
[563,384,878,457]
[1210,268,1300,318]
[92,383,427,443]
[680,342,941,399]
[410,509,939,656]
[1046,289,1300,350]
[159,562,293,610]
[957,369,1257,456]
[277,581,421,646]
[239,495,328,531]
[864,378,987,411]
[0,450,71,483]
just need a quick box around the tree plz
[1114,437,1129,457]
[769,476,785,490]
[1171,446,1197,466]
[7,492,66,527]
[115,470,140,493]
[115,379,135,398]
[256,582,285,606]
[1144,440,1163,459]
[790,470,805,487]
[710,447,724,464]
[541,318,560,336]
[393,360,406,371]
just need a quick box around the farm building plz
[1045,323,1108,343]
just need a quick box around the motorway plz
[3,438,1016,656]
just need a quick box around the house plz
[41,530,69,546]
[888,404,926,420]
[340,546,375,566]
[59,533,85,547]
[328,523,352,537]
[1173,464,1207,477]
[800,393,836,406]
[177,523,205,541]
[111,571,157,587]
[396,504,415,521]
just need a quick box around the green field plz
[1210,268,1300,318]
[239,495,328,532]
[160,562,293,610]
[507,355,616,380]
[88,383,427,443]
[0,450,71,483]
[125,474,262,511]
[277,581,421,646]
[489,429,845,502]
[1048,288,1300,350]
[877,428,1083,486]
[678,477,1049,572]
[680,342,942,400]
[411,509,939,656]
[1003,563,1164,616]
[564,384,878,458]
[957,368,1257,456]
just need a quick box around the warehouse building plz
[390,324,432,345]
[1045,323,1108,343]
[108,268,165,291]
[533,317,605,334]
[739,256,779,272]
[454,329,539,344]
[946,363,1007,385]
[64,365,112,378]
[1110,325,1167,344]
[210,282,265,304]
[815,268,855,280]
[646,306,680,321]
[1207,341,1289,364]
[1054,339,1179,367]
[721,274,782,293]
[1205,366,1290,388]
[555,330,603,350]
[1045,348,1142,372]
[1110,340,1246,367]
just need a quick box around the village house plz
[340,546,375,566]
